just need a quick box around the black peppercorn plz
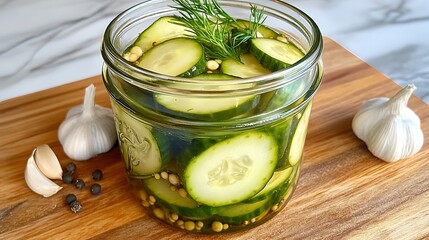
[62,171,74,184]
[65,193,77,205]
[74,179,85,190]
[90,183,102,195]
[70,200,82,213]
[92,169,103,181]
[65,162,76,174]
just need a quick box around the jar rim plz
[101,0,323,94]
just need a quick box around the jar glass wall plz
[101,0,322,234]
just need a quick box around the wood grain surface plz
[1,38,428,240]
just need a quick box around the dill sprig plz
[171,0,266,61]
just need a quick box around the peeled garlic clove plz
[34,144,63,180]
[25,148,63,197]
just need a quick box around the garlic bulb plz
[25,148,63,197]
[352,84,424,162]
[34,144,63,180]
[58,84,117,160]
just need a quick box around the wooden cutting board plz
[1,38,428,240]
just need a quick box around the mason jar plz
[101,0,322,234]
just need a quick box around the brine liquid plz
[110,98,309,233]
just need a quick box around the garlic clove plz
[366,113,424,162]
[25,148,63,197]
[34,144,63,180]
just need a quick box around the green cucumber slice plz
[265,80,306,112]
[191,73,238,80]
[183,131,278,207]
[154,73,257,119]
[143,177,216,218]
[131,16,191,53]
[111,101,165,177]
[272,165,300,204]
[288,102,312,166]
[154,92,255,117]
[270,116,295,170]
[138,37,206,77]
[250,38,305,72]
[216,198,271,224]
[235,19,279,38]
[245,167,293,203]
[221,54,271,78]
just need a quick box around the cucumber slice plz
[272,165,300,204]
[183,131,278,207]
[155,92,255,117]
[138,37,206,77]
[270,116,295,170]
[154,73,257,119]
[288,102,312,166]
[221,54,271,78]
[245,167,293,203]
[131,16,191,53]
[143,177,216,218]
[250,38,305,72]
[235,19,279,38]
[111,101,165,177]
[216,198,271,224]
[192,73,238,80]
[265,80,306,112]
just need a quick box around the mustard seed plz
[184,221,196,231]
[153,208,164,219]
[168,174,180,186]
[160,171,169,179]
[211,221,223,232]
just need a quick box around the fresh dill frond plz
[171,0,266,61]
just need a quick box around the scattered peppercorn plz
[62,171,74,184]
[62,167,105,213]
[65,193,77,205]
[65,162,76,173]
[92,169,103,181]
[74,179,85,190]
[90,183,102,195]
[70,200,82,213]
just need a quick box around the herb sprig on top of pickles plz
[171,0,266,61]
[123,0,304,78]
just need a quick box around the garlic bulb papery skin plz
[352,84,424,162]
[58,84,117,161]
[25,148,63,197]
[34,144,63,180]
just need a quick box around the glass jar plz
[101,0,322,234]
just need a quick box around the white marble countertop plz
[1,0,428,103]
